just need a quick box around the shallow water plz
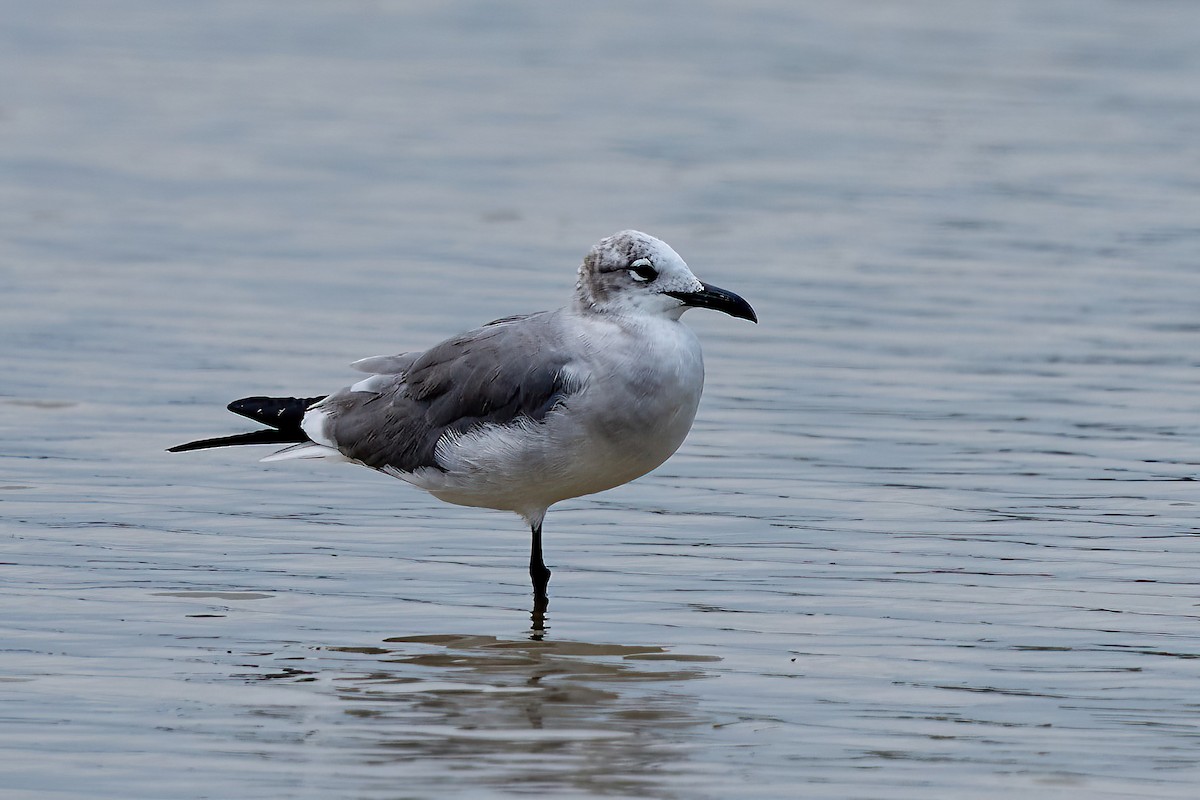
[3,1,1200,798]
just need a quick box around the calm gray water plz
[3,2,1200,798]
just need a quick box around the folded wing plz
[314,312,581,474]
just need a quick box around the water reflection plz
[531,595,549,638]
[240,634,719,797]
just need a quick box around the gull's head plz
[574,230,757,323]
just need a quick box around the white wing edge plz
[350,354,413,374]
[260,443,350,463]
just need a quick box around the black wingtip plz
[167,429,305,453]
[227,395,326,430]
[170,395,324,454]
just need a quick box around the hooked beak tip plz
[667,282,757,323]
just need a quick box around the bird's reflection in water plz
[246,633,718,796]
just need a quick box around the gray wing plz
[350,353,417,374]
[318,312,578,473]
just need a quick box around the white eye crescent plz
[627,258,657,282]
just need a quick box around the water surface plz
[3,2,1200,798]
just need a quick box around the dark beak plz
[666,282,757,323]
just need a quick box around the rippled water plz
[4,2,1200,798]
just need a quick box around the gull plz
[170,230,756,621]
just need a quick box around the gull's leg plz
[530,519,552,603]
[525,511,551,635]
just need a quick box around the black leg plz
[529,520,552,602]
[527,516,551,635]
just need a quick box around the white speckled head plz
[574,230,704,319]
[573,230,757,324]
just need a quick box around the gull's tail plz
[168,395,326,453]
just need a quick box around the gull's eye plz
[627,258,658,283]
